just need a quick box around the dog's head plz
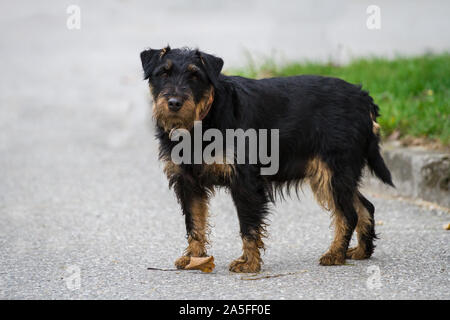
[140,46,223,133]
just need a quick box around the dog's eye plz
[156,69,169,79]
[186,65,201,81]
[188,70,201,81]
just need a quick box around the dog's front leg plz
[172,179,210,269]
[229,170,269,273]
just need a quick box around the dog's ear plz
[140,46,170,80]
[198,51,224,87]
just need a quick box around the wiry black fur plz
[140,46,393,270]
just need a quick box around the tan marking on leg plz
[185,197,209,256]
[175,197,210,269]
[320,213,348,265]
[347,196,372,259]
[174,256,191,269]
[229,235,264,273]
[306,158,349,265]
[184,236,207,257]
[354,196,372,239]
[306,158,335,211]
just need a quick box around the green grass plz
[229,54,450,145]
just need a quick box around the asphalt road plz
[0,1,449,300]
[1,107,449,299]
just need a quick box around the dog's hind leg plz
[320,171,359,266]
[306,158,358,265]
[229,168,269,273]
[346,192,376,260]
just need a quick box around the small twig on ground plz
[240,270,307,281]
[147,267,179,271]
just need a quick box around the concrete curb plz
[364,142,450,208]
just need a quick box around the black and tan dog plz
[140,46,394,273]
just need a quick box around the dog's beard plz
[153,95,197,134]
[156,115,193,134]
[164,119,190,139]
[154,109,196,137]
[151,87,214,137]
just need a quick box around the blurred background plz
[1,0,449,145]
[0,1,449,299]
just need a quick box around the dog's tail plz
[366,102,395,187]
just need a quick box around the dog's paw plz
[174,256,191,269]
[229,258,261,273]
[346,247,370,260]
[319,252,346,266]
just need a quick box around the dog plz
[140,46,394,273]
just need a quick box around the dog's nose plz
[168,97,183,112]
